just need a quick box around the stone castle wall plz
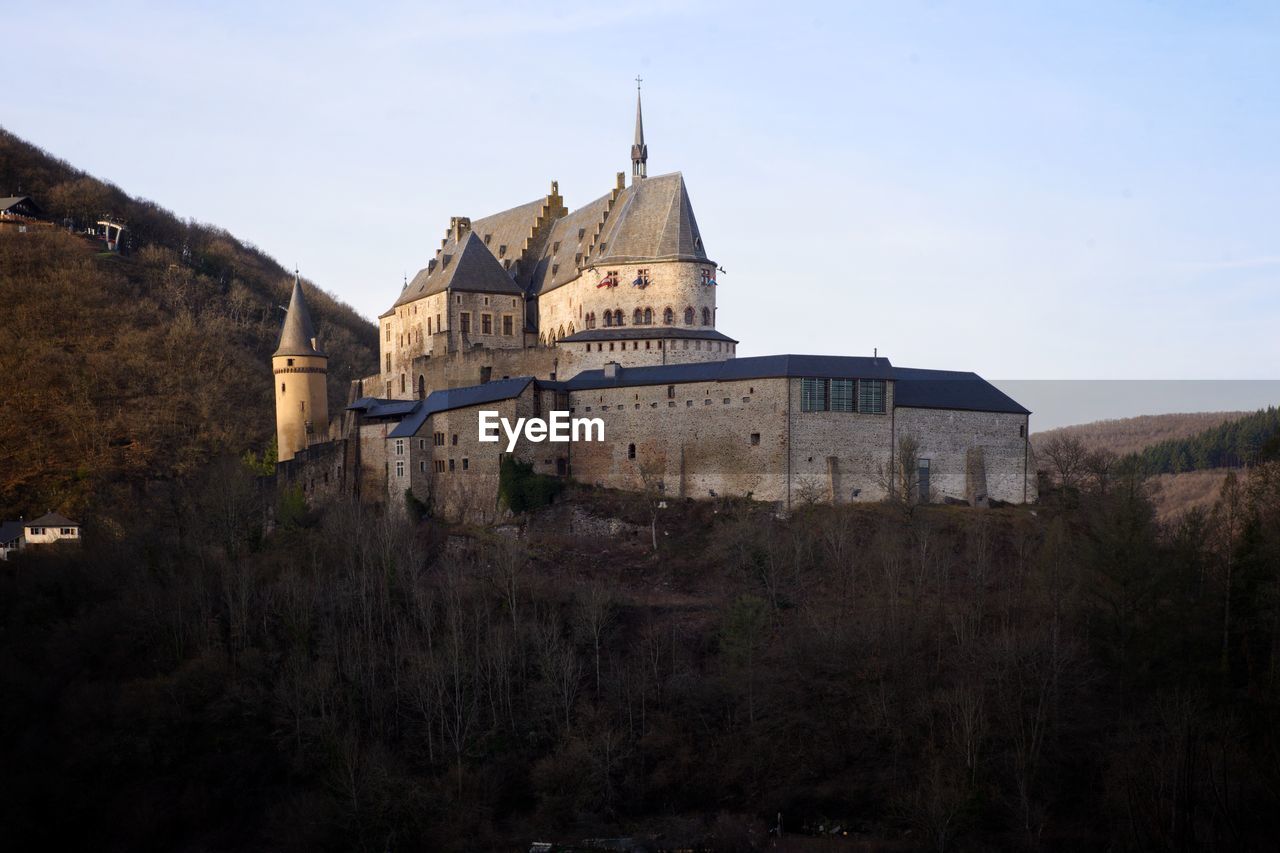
[536,260,720,344]
[893,407,1032,504]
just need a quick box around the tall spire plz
[631,75,647,181]
[274,269,325,357]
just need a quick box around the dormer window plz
[498,245,507,258]
[552,264,559,275]
[483,233,492,244]
[578,228,585,240]
[552,241,561,253]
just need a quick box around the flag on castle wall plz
[597,272,617,288]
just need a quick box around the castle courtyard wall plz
[893,407,1032,504]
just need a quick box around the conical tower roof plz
[274,273,326,357]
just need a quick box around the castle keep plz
[275,89,1034,519]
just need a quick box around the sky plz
[6,1,1280,420]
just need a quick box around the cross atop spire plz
[631,77,648,182]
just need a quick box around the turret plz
[273,271,329,462]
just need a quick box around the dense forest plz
[1125,407,1280,475]
[1032,411,1247,459]
[0,127,377,520]
[2,450,1279,851]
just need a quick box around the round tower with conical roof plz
[273,271,329,462]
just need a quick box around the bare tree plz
[1040,434,1089,491]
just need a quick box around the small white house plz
[21,512,81,546]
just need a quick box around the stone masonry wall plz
[893,407,1032,504]
[536,260,721,344]
[567,376,789,501]
[788,378,897,503]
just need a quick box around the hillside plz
[0,127,378,520]
[1032,411,1248,458]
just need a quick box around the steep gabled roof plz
[273,276,325,358]
[592,172,709,265]
[396,230,523,307]
[527,189,615,295]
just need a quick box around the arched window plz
[684,306,694,325]
[417,375,425,400]
[663,307,674,325]
[557,325,565,341]
[614,309,624,326]
[701,307,711,326]
[643,307,653,324]
[603,311,613,327]
[633,308,643,325]
[568,323,575,336]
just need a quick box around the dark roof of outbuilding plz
[26,512,79,528]
[560,327,738,344]
[556,356,1029,414]
[0,195,43,216]
[388,377,535,438]
[891,368,1030,415]
[274,276,325,357]
[396,230,523,308]
[0,521,23,544]
[562,354,896,390]
[346,397,420,418]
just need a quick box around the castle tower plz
[631,77,648,181]
[273,271,329,462]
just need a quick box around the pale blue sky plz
[7,1,1280,390]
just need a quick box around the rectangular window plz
[801,377,828,412]
[830,379,855,412]
[503,315,513,336]
[434,432,445,446]
[448,459,455,472]
[385,353,391,372]
[395,439,404,456]
[858,379,886,414]
[420,460,426,472]
[395,460,404,477]
[462,458,469,470]
[750,433,760,446]
[481,313,492,334]
[437,313,441,332]
[385,325,391,341]
[460,312,471,334]
[419,439,426,450]
[434,460,445,473]
[451,434,458,446]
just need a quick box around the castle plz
[274,88,1035,519]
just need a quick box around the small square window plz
[750,433,760,446]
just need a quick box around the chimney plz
[616,172,626,190]
[450,216,471,242]
[603,361,620,379]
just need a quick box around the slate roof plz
[471,197,546,265]
[0,521,23,545]
[562,354,896,390]
[560,327,738,343]
[592,172,709,266]
[891,368,1030,415]
[0,195,43,217]
[395,230,523,308]
[26,512,79,528]
[527,190,615,295]
[556,356,1029,414]
[388,377,535,438]
[347,397,420,418]
[274,276,325,357]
